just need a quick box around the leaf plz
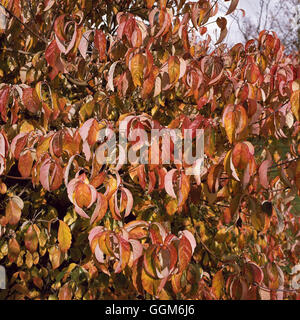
[168,56,180,84]
[22,88,41,114]
[291,90,300,121]
[94,30,106,62]
[149,223,167,245]
[141,266,161,296]
[25,225,39,254]
[296,160,300,192]
[225,0,239,15]
[107,61,118,91]
[8,238,20,263]
[130,53,144,87]
[207,164,223,193]
[45,40,65,80]
[49,246,62,270]
[58,283,73,300]
[166,199,178,215]
[141,73,155,99]
[246,63,261,84]
[25,251,33,269]
[290,195,300,217]
[178,234,192,273]
[39,158,63,191]
[44,0,55,11]
[90,192,108,224]
[0,86,10,122]
[18,150,33,177]
[122,187,134,217]
[212,270,224,299]
[164,169,177,199]
[146,0,155,8]
[235,105,248,135]
[5,196,23,225]
[243,262,264,285]
[181,230,196,253]
[114,236,131,273]
[58,220,72,253]
[215,17,228,45]
[75,182,92,208]
[223,105,235,144]
[232,142,250,170]
[79,30,93,59]
[229,276,249,299]
[259,159,272,189]
[178,171,190,207]
[143,245,158,279]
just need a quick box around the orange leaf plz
[130,53,144,87]
[5,196,23,225]
[75,182,92,208]
[232,142,250,170]
[291,90,300,121]
[223,105,236,144]
[178,235,192,273]
[8,238,20,263]
[18,150,33,178]
[168,56,180,84]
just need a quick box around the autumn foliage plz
[0,0,300,300]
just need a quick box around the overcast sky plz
[205,0,280,46]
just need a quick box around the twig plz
[269,156,300,169]
[253,100,289,125]
[3,175,32,180]
[0,47,35,55]
[255,283,300,293]
[0,4,47,43]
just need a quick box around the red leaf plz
[18,150,33,178]
[178,234,192,273]
[22,88,41,114]
[232,142,250,171]
[94,29,106,62]
[0,86,10,122]
[24,225,38,253]
[45,40,66,80]
[259,160,272,189]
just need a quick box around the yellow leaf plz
[212,270,224,299]
[130,53,144,87]
[58,220,72,253]
[25,251,33,269]
[291,90,300,121]
[49,246,62,270]
[166,199,178,215]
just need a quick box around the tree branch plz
[0,4,47,44]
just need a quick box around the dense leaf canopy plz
[0,0,299,300]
